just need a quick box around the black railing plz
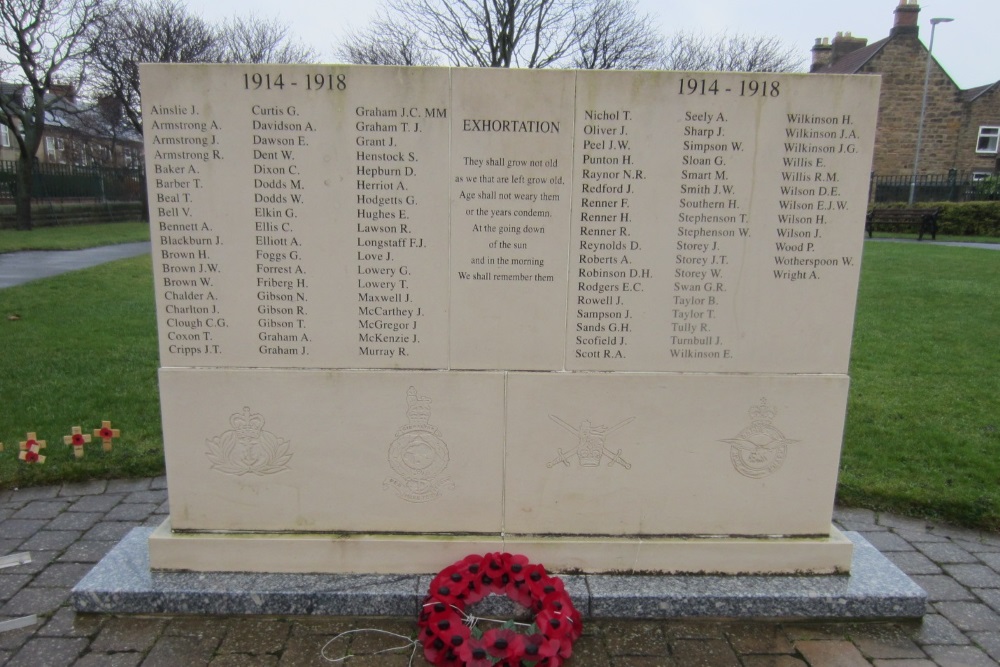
[0,160,144,202]
[872,170,999,203]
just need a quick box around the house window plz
[977,126,999,154]
[0,125,9,148]
[73,142,88,166]
[972,172,992,181]
[45,136,57,159]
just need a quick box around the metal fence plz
[872,170,999,204]
[0,160,145,202]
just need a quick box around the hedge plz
[869,201,1000,238]
[0,202,143,229]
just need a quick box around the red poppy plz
[428,580,467,608]
[505,553,529,580]
[72,433,85,446]
[535,608,576,645]
[522,633,562,661]
[420,619,468,667]
[541,589,576,623]
[100,427,114,439]
[460,553,483,575]
[501,553,531,600]
[434,562,482,605]
[526,568,564,606]
[25,450,39,463]
[477,552,507,591]
[422,634,458,665]
[420,598,452,624]
[421,605,465,637]
[482,628,520,661]
[457,637,493,667]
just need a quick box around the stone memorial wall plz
[142,64,880,574]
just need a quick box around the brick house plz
[810,0,999,181]
[0,83,142,170]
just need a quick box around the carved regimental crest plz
[547,415,633,469]
[720,398,799,479]
[385,387,453,503]
[206,407,293,476]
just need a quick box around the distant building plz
[0,83,143,170]
[810,0,999,180]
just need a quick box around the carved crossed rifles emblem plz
[547,415,633,469]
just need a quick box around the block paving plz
[0,478,998,666]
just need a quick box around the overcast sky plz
[187,0,997,90]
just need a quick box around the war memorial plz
[74,64,926,620]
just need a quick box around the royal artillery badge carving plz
[206,407,293,476]
[721,398,798,478]
[385,387,453,502]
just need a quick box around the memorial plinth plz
[141,64,880,575]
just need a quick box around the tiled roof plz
[814,37,891,74]
[962,81,1000,103]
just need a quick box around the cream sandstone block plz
[448,68,576,370]
[159,368,505,534]
[566,72,878,375]
[149,520,853,574]
[505,372,849,537]
[145,65,453,370]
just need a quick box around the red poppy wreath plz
[417,553,582,667]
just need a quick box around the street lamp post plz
[909,17,954,205]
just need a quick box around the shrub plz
[869,201,1000,237]
[974,176,1000,201]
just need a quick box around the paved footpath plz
[0,242,151,289]
[1,478,999,665]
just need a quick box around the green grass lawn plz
[842,242,1000,529]
[0,222,150,253]
[0,256,163,487]
[865,231,999,244]
[0,241,998,530]
[865,235,1000,243]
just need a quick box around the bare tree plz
[571,0,663,70]
[88,0,220,138]
[338,14,438,66]
[218,13,317,64]
[69,96,133,167]
[90,1,320,138]
[662,31,803,73]
[378,0,579,69]
[0,0,106,230]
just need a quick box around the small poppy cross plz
[18,432,46,464]
[63,427,92,458]
[93,421,120,452]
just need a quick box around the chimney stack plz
[810,37,833,72]
[891,0,920,37]
[49,83,77,103]
[832,31,869,62]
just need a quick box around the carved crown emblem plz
[406,386,433,427]
[230,407,265,439]
[748,398,777,423]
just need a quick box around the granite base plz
[72,529,925,619]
